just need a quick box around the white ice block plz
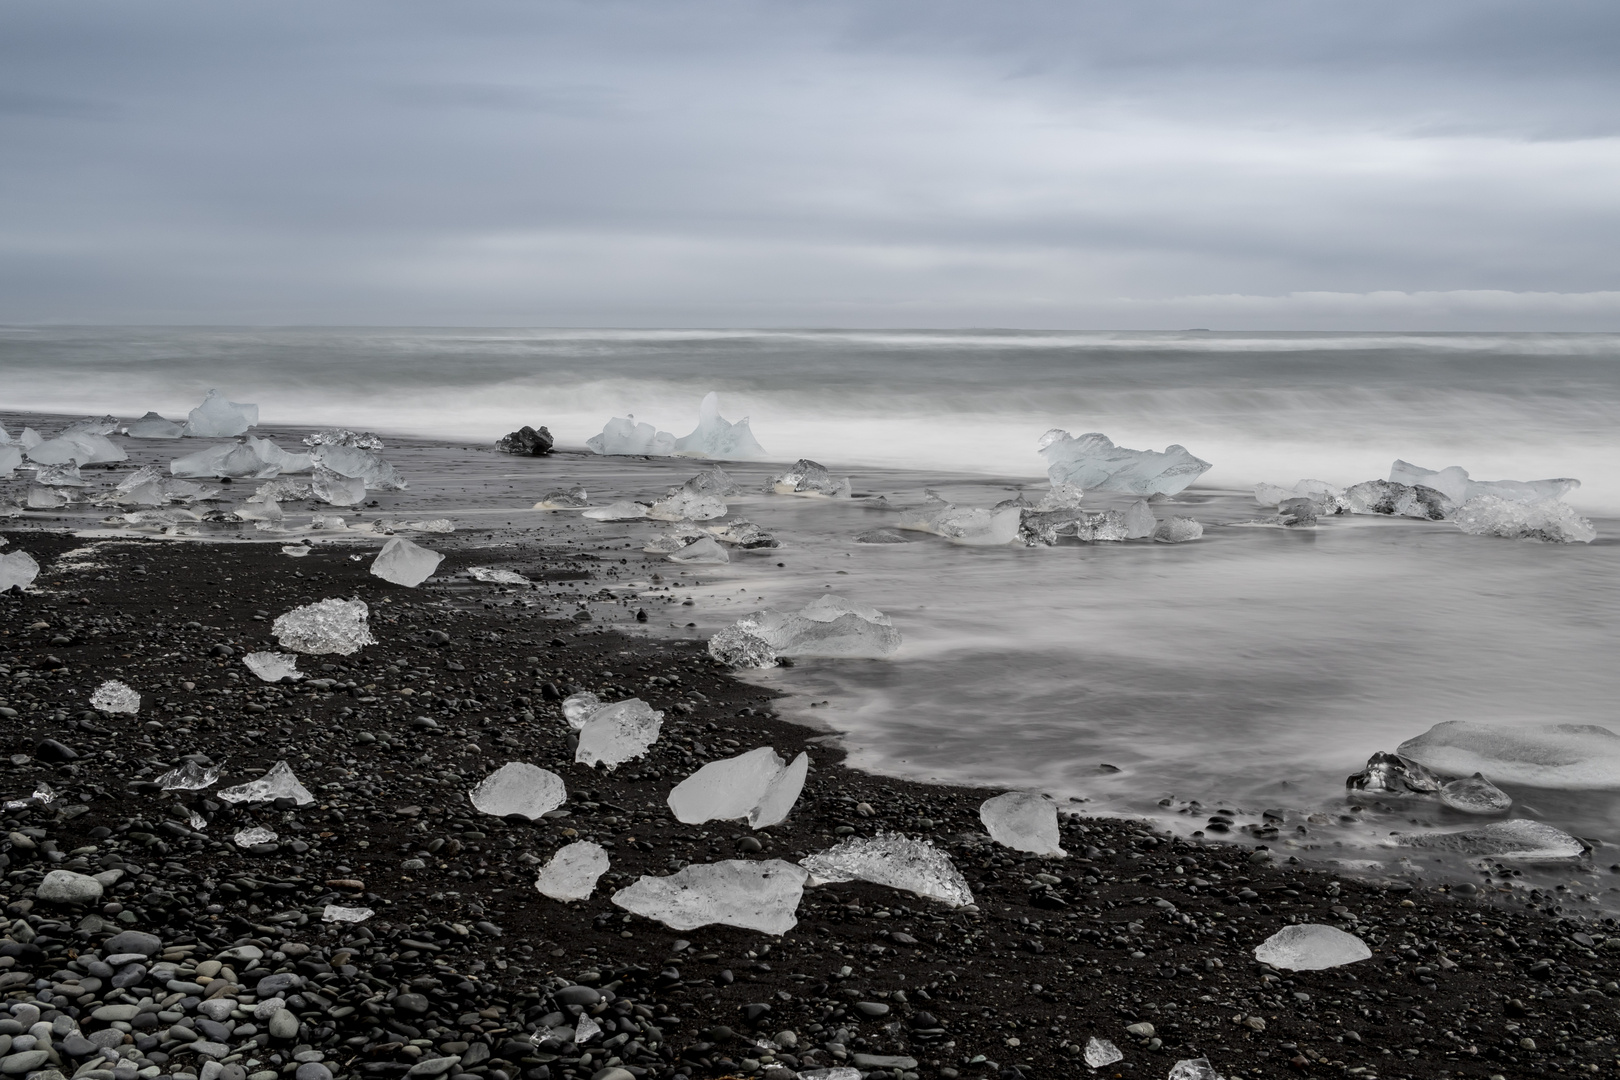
[370,537,443,587]
[1397,721,1620,789]
[534,840,610,901]
[575,699,664,770]
[612,859,808,934]
[1039,430,1211,495]
[979,792,1065,856]
[272,598,377,656]
[667,747,809,829]
[217,761,315,805]
[1253,924,1371,971]
[800,833,974,908]
[468,762,567,820]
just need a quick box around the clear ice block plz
[667,748,809,829]
[612,859,809,934]
[217,761,315,806]
[979,792,1065,856]
[272,599,377,655]
[1397,721,1620,789]
[90,680,140,714]
[468,762,567,820]
[1253,924,1371,971]
[369,537,444,587]
[534,840,611,901]
[575,699,664,770]
[799,833,974,908]
[183,390,260,437]
[1039,430,1211,495]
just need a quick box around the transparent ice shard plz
[217,761,315,806]
[311,466,367,506]
[586,415,677,457]
[1122,499,1157,539]
[186,808,207,830]
[304,429,385,451]
[469,566,529,584]
[468,762,567,821]
[581,500,649,521]
[535,840,610,901]
[245,436,313,473]
[1391,459,1579,504]
[170,441,281,480]
[647,489,727,521]
[282,545,311,557]
[769,459,851,498]
[250,478,313,502]
[667,747,809,829]
[800,833,974,908]
[90,680,140,715]
[1345,752,1442,795]
[574,1014,602,1045]
[644,523,707,554]
[1397,818,1586,861]
[183,390,259,437]
[1454,495,1596,543]
[1167,1058,1225,1080]
[323,905,374,923]
[369,537,443,588]
[1153,517,1203,543]
[26,486,70,509]
[670,392,768,459]
[681,464,742,497]
[311,443,406,490]
[244,651,303,683]
[125,412,186,439]
[34,462,86,486]
[155,760,222,791]
[707,627,777,669]
[1084,1037,1123,1068]
[561,691,603,730]
[0,444,19,479]
[3,782,57,811]
[0,550,40,592]
[272,598,377,655]
[406,518,454,533]
[854,528,910,544]
[1439,773,1513,815]
[1039,430,1212,496]
[1344,479,1452,520]
[28,431,126,466]
[534,486,589,509]
[717,596,901,660]
[1397,721,1620,789]
[576,699,664,770]
[612,859,809,934]
[232,499,282,527]
[897,493,1020,546]
[667,535,729,564]
[706,519,779,548]
[979,792,1066,856]
[233,827,278,847]
[1253,924,1371,971]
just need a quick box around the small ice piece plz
[250,478,314,502]
[0,444,19,478]
[682,464,742,496]
[979,792,1065,856]
[217,761,315,806]
[897,493,1021,546]
[369,537,443,587]
[1345,752,1442,795]
[468,566,529,584]
[1397,818,1586,861]
[667,747,810,829]
[409,518,454,533]
[32,782,56,805]
[34,462,86,486]
[1391,459,1580,504]
[1033,481,1085,511]
[1122,499,1156,539]
[282,545,311,557]
[1254,924,1371,971]
[183,390,259,437]
[1039,430,1212,495]
[233,827,278,848]
[26,486,72,509]
[311,442,406,490]
[1440,773,1514,815]
[304,428,385,450]
[534,486,589,508]
[323,905,374,923]
[244,651,303,682]
[1084,1037,1124,1068]
[769,458,851,498]
[468,762,567,820]
[799,833,974,907]
[309,514,347,530]
[186,808,207,830]
[706,519,779,548]
[1153,516,1203,543]
[561,691,603,729]
[644,524,707,554]
[1397,720,1620,789]
[90,680,140,714]
[311,466,367,506]
[535,840,611,901]
[170,441,280,480]
[1343,479,1452,520]
[586,415,677,457]
[125,411,187,438]
[155,760,222,791]
[117,464,164,494]
[576,699,664,770]
[1453,495,1596,543]
[671,392,769,459]
[647,489,727,521]
[1167,1058,1225,1080]
[233,499,282,526]
[854,528,910,544]
[667,535,729,564]
[272,598,377,655]
[581,500,649,521]
[611,859,809,934]
[0,549,40,591]
[707,626,778,669]
[573,1013,602,1045]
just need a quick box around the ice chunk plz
[1033,481,1085,511]
[232,499,282,527]
[707,626,778,669]
[497,425,555,455]
[575,1014,601,1044]
[370,537,443,587]
[1254,924,1371,971]
[1397,720,1620,789]
[1021,508,1128,546]
[682,464,742,496]
[898,494,1021,546]
[706,519,779,548]
[1153,516,1203,543]
[125,411,185,438]
[1084,1037,1124,1068]
[1168,1057,1226,1080]
[28,431,126,466]
[25,486,69,509]
[575,698,664,770]
[1397,818,1586,861]
[217,761,315,806]
[1391,459,1579,504]
[581,500,649,521]
[667,747,810,829]
[0,444,19,478]
[800,833,974,907]
[534,486,589,508]
[667,535,729,564]
[311,443,406,490]
[1123,499,1156,539]
[769,458,851,498]
[468,566,529,584]
[1346,752,1442,795]
[1039,430,1212,496]
[534,840,611,901]
[0,550,40,592]
[647,489,727,521]
[612,859,808,934]
[721,597,901,659]
[155,760,222,791]
[233,827,278,848]
[323,905,374,923]
[309,514,348,530]
[468,762,567,820]
[250,477,313,502]
[244,651,303,683]
[311,466,366,506]
[171,442,280,480]
[561,691,603,729]
[1454,495,1596,543]
[245,436,313,473]
[672,392,769,459]
[801,595,890,625]
[282,545,311,557]
[18,427,41,449]
[34,462,86,486]
[855,528,910,544]
[1440,773,1513,815]
[272,598,377,655]
[183,390,259,437]
[644,523,706,554]
[1388,460,1471,505]
[1344,479,1452,520]
[90,680,140,714]
[979,792,1065,856]
[304,428,384,450]
[587,415,677,457]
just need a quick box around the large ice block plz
[1440,773,1513,814]
[27,430,126,466]
[170,442,281,480]
[667,747,809,829]
[1343,479,1452,520]
[1397,721,1620,789]
[769,459,851,498]
[26,486,72,508]
[218,761,315,805]
[715,596,901,660]
[1039,430,1212,495]
[1254,480,1348,516]
[1253,924,1371,971]
[272,598,377,655]
[90,680,140,715]
[370,537,443,587]
[0,550,40,592]
[979,792,1065,856]
[575,698,664,770]
[682,465,742,497]
[706,519,779,548]
[311,443,405,490]
[800,833,974,907]
[1454,495,1596,543]
[561,691,603,729]
[468,762,567,820]
[1391,459,1579,504]
[304,428,385,450]
[897,494,1021,546]
[183,390,259,437]
[246,437,313,473]
[1020,508,1127,546]
[244,651,303,683]
[612,859,808,934]
[125,412,186,439]
[667,535,730,564]
[0,445,19,478]
[647,489,727,521]
[1153,517,1204,543]
[535,840,610,901]
[587,416,677,457]
[707,627,778,669]
[581,500,649,521]
[312,466,367,506]
[1397,818,1585,861]
[672,392,769,459]
[34,463,86,486]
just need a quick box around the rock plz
[293,1064,332,1080]
[1124,1022,1155,1038]
[34,739,78,763]
[405,1058,460,1077]
[496,426,555,456]
[104,930,162,957]
[853,1054,918,1070]
[590,1070,636,1080]
[90,1004,140,1022]
[393,992,430,1014]
[36,870,104,904]
[268,1009,299,1039]
[853,1002,890,1018]
[554,986,601,1007]
[1,1050,49,1075]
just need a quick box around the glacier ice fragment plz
[0,445,18,478]
[1084,1037,1123,1068]
[34,462,86,486]
[534,486,589,508]
[369,537,443,587]
[717,596,901,660]
[170,442,280,480]
[468,762,567,820]
[667,747,809,829]
[770,459,851,498]
[898,494,1020,546]
[587,415,676,457]
[575,1014,601,1045]
[1391,459,1579,504]
[1153,516,1203,543]
[304,428,384,450]
[90,680,140,715]
[272,598,377,655]
[682,464,742,496]
[1396,818,1585,861]
[155,760,222,791]
[979,792,1065,856]
[855,528,910,544]
[647,489,727,521]
[323,905,374,923]
[245,436,312,473]
[1168,1057,1226,1080]
[1123,499,1157,539]
[561,691,603,729]
[183,390,259,437]
[576,699,664,770]
[706,519,779,548]
[612,859,808,934]
[1253,924,1371,971]
[234,827,278,848]
[1343,479,1452,520]
[1345,752,1442,795]
[469,566,529,584]
[0,550,40,591]
[581,500,648,521]
[125,411,186,439]
[311,466,368,506]
[1039,430,1212,495]
[535,840,611,901]
[1454,495,1596,543]
[311,442,406,490]
[218,761,315,806]
[667,535,729,564]
[244,652,302,684]
[670,391,768,459]
[250,478,312,502]
[1440,773,1513,815]
[800,833,974,907]
[1397,721,1620,789]
[28,431,126,466]
[707,627,778,669]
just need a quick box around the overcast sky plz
[3,0,1618,328]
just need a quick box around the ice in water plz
[34,463,86,486]
[1391,459,1580,504]
[534,840,611,901]
[667,535,730,564]
[586,415,677,457]
[468,762,567,820]
[1123,499,1157,539]
[1167,1058,1225,1080]
[155,760,222,791]
[561,691,603,729]
[1254,479,1349,515]
[534,486,589,508]
[581,500,649,521]
[667,747,809,829]
[706,519,779,549]
[800,833,974,908]
[170,442,280,480]
[1453,495,1596,543]
[245,436,313,473]
[468,566,529,584]
[304,428,385,451]
[769,459,851,498]
[898,494,1021,546]
[1397,721,1620,789]
[1343,479,1452,520]
[311,466,368,506]
[575,699,664,770]
[311,442,406,490]
[612,859,809,934]
[672,392,769,460]
[27,431,126,466]
[1083,1037,1123,1068]
[855,528,909,544]
[218,761,315,806]
[370,537,443,587]
[682,464,742,497]
[272,598,377,655]
[183,390,260,437]
[1039,430,1212,495]
[1345,752,1442,795]
[1153,517,1203,543]
[707,627,778,669]
[234,827,278,848]
[1440,773,1513,814]
[979,792,1065,856]
[0,550,40,592]
[90,680,140,714]
[716,596,901,660]
[1253,924,1371,970]
[647,489,727,521]
[125,412,186,439]
[1398,818,1585,861]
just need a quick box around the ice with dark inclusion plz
[311,466,367,506]
[575,699,664,770]
[1039,429,1212,495]
[1168,1057,1226,1080]
[534,840,611,901]
[711,595,900,663]
[1398,721,1620,789]
[1343,479,1452,520]
[272,598,377,656]
[1253,924,1371,970]
[647,488,727,521]
[125,411,186,439]
[612,859,809,934]
[707,626,777,669]
[979,792,1065,856]
[666,535,730,564]
[533,486,589,508]
[1454,495,1596,543]
[369,537,444,587]
[217,761,315,806]
[1345,752,1442,795]
[1390,459,1579,505]
[468,762,567,820]
[1153,517,1204,543]
[468,566,529,584]
[800,833,974,908]
[706,519,779,548]
[234,827,278,848]
[769,458,851,498]
[667,747,810,829]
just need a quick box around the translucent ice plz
[1021,508,1128,545]
[304,428,385,451]
[183,390,259,437]
[311,443,406,490]
[468,566,529,584]
[534,486,589,508]
[251,477,313,502]
[576,698,664,770]
[1440,773,1513,815]
[581,500,649,521]
[1391,459,1579,504]
[1153,516,1203,543]
[1039,430,1212,496]
[25,486,69,510]
[647,489,727,521]
[234,827,278,848]
[575,1014,601,1044]
[370,537,443,587]
[800,833,974,908]
[1123,499,1157,539]
[645,524,707,555]
[1346,752,1442,795]
[0,550,40,592]
[1397,721,1620,789]
[1398,818,1585,861]
[0,445,18,478]
[1253,924,1371,971]
[898,494,1021,546]
[769,459,851,498]
[245,436,313,473]
[667,535,730,564]
[34,462,86,486]
[672,392,768,460]
[90,680,140,714]
[855,528,910,544]
[707,627,778,669]
[561,691,603,729]
[272,598,377,655]
[1167,1057,1225,1080]
[312,466,367,506]
[667,747,810,829]
[612,859,809,934]
[682,464,742,497]
[27,431,125,466]
[155,760,222,791]
[170,442,280,480]
[534,840,611,901]
[1343,479,1452,520]
[469,762,567,820]
[218,761,315,806]
[979,792,1065,856]
[232,499,282,527]
[323,905,374,923]
[1084,1037,1123,1068]
[706,519,779,548]
[239,652,302,686]
[1388,460,1471,505]
[1453,495,1596,543]
[587,415,677,457]
[125,412,186,439]
[717,596,901,659]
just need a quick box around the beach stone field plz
[2,530,1618,1080]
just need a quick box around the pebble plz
[267,1009,299,1040]
[35,869,104,904]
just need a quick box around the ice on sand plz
[667,535,730,564]
[612,859,809,934]
[561,691,603,729]
[244,651,303,683]
[667,747,809,829]
[1039,430,1212,495]
[647,488,727,521]
[234,827,278,848]
[245,436,312,473]
[1454,494,1596,543]
[0,445,19,478]
[897,493,1020,546]
[1084,1037,1123,1068]
[707,627,778,669]
[1440,773,1513,814]
[272,598,377,655]
[370,537,443,587]
[770,459,851,498]
[587,416,677,457]
[576,699,664,770]
[1123,499,1157,539]
[183,390,259,437]
[34,462,86,486]
[1397,720,1620,789]
[683,464,742,497]
[155,760,222,791]
[170,441,280,480]
[1254,479,1349,515]
[469,566,529,584]
[534,486,589,509]
[311,442,406,490]
[575,1014,601,1044]
[800,833,974,908]
[1391,459,1579,504]
[218,761,315,806]
[304,428,384,451]
[27,431,125,466]
[1020,507,1128,546]
[534,840,611,901]
[125,411,186,438]
[311,466,367,506]
[714,596,901,661]
[1398,818,1585,861]
[1168,1058,1226,1080]
[0,550,40,592]
[1344,479,1452,520]
[1254,924,1370,971]
[90,680,140,714]
[581,500,649,521]
[468,762,567,820]
[1153,517,1203,543]
[980,792,1065,856]
[673,392,769,460]
[323,905,374,923]
[706,519,779,548]
[232,499,282,527]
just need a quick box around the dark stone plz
[497,427,555,456]
[393,993,430,1014]
[104,931,163,957]
[35,739,79,763]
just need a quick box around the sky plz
[2,0,1619,329]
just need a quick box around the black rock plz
[497,426,555,456]
[105,930,162,957]
[35,739,78,763]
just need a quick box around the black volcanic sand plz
[2,528,1619,1080]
